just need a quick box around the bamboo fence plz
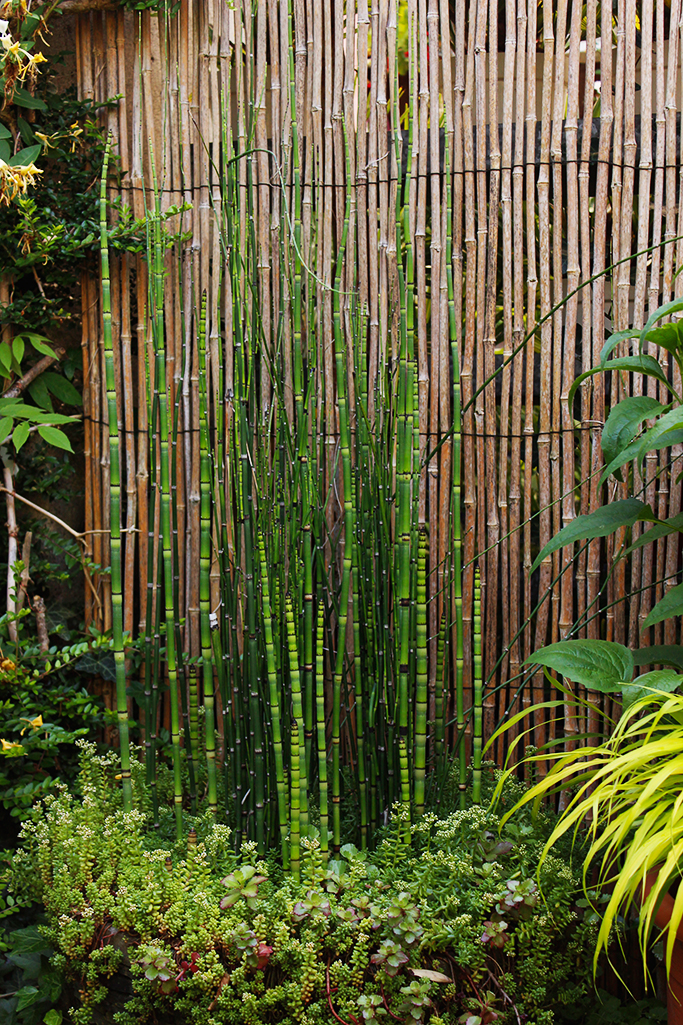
[73,0,683,765]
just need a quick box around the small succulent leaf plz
[632,645,683,671]
[530,498,652,573]
[525,640,634,691]
[621,670,683,709]
[643,582,683,629]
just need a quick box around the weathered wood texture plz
[77,0,683,751]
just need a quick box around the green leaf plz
[524,639,634,692]
[37,425,73,452]
[16,117,35,146]
[15,986,39,1012]
[644,322,683,359]
[44,1009,63,1025]
[0,343,12,375]
[621,669,683,709]
[639,297,683,347]
[643,583,683,630]
[0,123,11,139]
[0,417,13,444]
[17,334,57,358]
[12,421,30,451]
[601,396,668,475]
[11,87,47,111]
[530,498,652,573]
[43,373,82,406]
[623,512,683,555]
[599,329,642,365]
[10,144,41,168]
[28,376,52,412]
[633,645,683,670]
[11,336,25,366]
[8,926,51,953]
[0,140,10,164]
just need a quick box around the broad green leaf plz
[10,143,41,168]
[601,396,668,473]
[16,117,35,146]
[640,296,683,347]
[644,322,683,359]
[633,645,683,670]
[599,328,642,365]
[11,335,24,366]
[12,421,30,451]
[0,140,10,164]
[0,123,11,139]
[633,405,683,466]
[524,639,634,692]
[15,986,39,1012]
[567,355,673,411]
[43,372,82,406]
[643,582,683,629]
[11,86,47,111]
[0,416,13,444]
[624,512,683,554]
[621,669,683,709]
[0,343,12,375]
[8,925,48,953]
[530,498,651,573]
[17,333,58,358]
[28,376,52,412]
[44,1011,63,1025]
[37,425,73,452]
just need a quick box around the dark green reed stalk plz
[259,529,288,865]
[290,719,301,882]
[149,163,183,839]
[100,140,132,813]
[315,601,328,856]
[414,529,428,816]
[445,135,466,808]
[286,594,308,838]
[197,293,217,817]
[472,566,483,803]
[331,137,354,853]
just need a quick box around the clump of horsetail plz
[100,138,132,813]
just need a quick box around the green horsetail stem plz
[472,566,483,803]
[351,474,368,848]
[286,594,308,838]
[432,613,447,811]
[290,719,301,882]
[445,134,466,809]
[259,530,289,866]
[100,139,132,813]
[414,530,428,816]
[197,293,217,817]
[330,129,354,853]
[149,160,183,839]
[315,601,328,857]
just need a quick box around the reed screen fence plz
[66,0,683,809]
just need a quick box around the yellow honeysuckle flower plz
[0,657,16,674]
[0,159,42,205]
[1,738,24,753]
[19,714,43,735]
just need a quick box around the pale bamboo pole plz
[460,0,477,730]
[497,0,515,708]
[662,0,683,648]
[366,0,381,425]
[587,0,613,653]
[556,0,581,755]
[508,0,527,702]
[472,0,487,617]
[632,0,655,648]
[522,0,538,670]
[533,0,554,670]
[577,0,597,647]
[579,0,598,746]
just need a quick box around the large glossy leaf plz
[599,328,642,365]
[633,644,683,670]
[621,669,683,709]
[643,582,683,629]
[10,143,41,168]
[11,86,47,111]
[567,355,674,411]
[640,296,683,346]
[0,123,11,139]
[624,512,683,554]
[601,396,668,471]
[43,372,82,406]
[524,639,634,691]
[530,498,651,573]
[645,321,683,359]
